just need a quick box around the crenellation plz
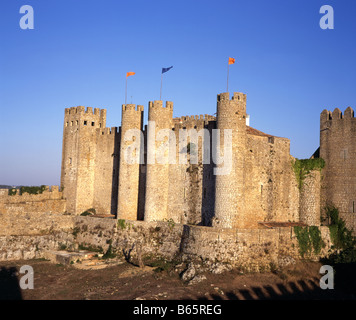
[344,106,354,118]
[85,107,93,114]
[77,106,85,113]
[332,108,342,119]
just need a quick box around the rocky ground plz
[1,257,355,301]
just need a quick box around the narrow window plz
[84,121,87,126]
[91,122,95,126]
[76,120,78,125]
[66,122,68,127]
[69,158,72,165]
[71,121,73,126]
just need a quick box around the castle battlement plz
[321,107,355,121]
[99,127,118,135]
[122,104,144,112]
[149,101,173,109]
[173,114,216,123]
[217,92,247,104]
[65,106,106,118]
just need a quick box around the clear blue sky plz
[0,0,355,186]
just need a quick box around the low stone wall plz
[0,212,333,269]
[0,232,74,261]
[0,211,74,236]
[0,187,66,216]
[74,217,333,272]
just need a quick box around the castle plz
[1,90,355,268]
[59,91,356,232]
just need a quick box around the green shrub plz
[117,219,126,230]
[102,244,116,259]
[325,206,355,250]
[8,188,17,196]
[19,185,47,195]
[294,226,325,257]
[292,158,325,189]
[324,206,356,264]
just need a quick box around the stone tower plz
[144,101,173,222]
[213,92,247,228]
[320,107,356,225]
[117,104,144,220]
[60,106,106,214]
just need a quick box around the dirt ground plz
[0,258,355,300]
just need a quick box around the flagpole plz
[125,76,127,105]
[227,62,229,93]
[160,73,163,100]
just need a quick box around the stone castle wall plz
[320,107,356,232]
[94,127,120,215]
[300,170,321,226]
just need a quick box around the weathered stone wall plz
[144,101,173,222]
[0,211,73,236]
[117,104,143,220]
[0,233,74,261]
[0,201,75,261]
[0,186,66,216]
[93,127,120,215]
[244,135,300,226]
[320,107,356,232]
[73,217,333,272]
[213,92,247,229]
[61,106,107,215]
[300,170,321,226]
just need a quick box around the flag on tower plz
[162,66,173,74]
[125,72,135,105]
[160,66,173,100]
[227,57,236,92]
[126,71,135,77]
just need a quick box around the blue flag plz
[162,66,173,74]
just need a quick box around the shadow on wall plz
[0,267,22,300]
[110,128,121,217]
